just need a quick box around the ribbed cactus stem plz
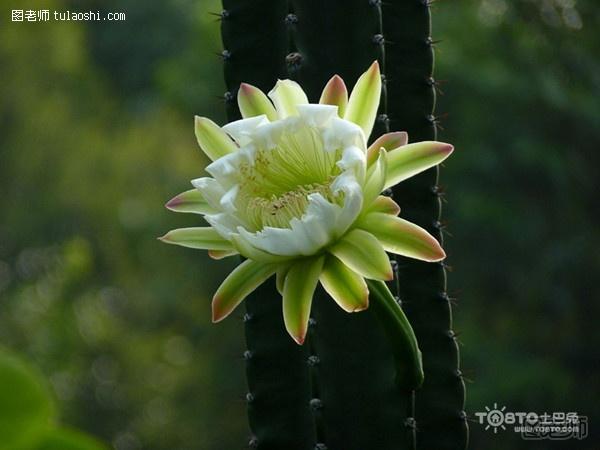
[218,1,468,449]
[222,0,289,119]
[287,1,417,449]
[221,2,317,449]
[383,1,469,449]
[372,1,418,447]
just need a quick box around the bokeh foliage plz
[0,0,598,449]
[0,347,107,450]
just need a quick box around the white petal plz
[331,173,364,235]
[323,117,366,152]
[238,226,307,256]
[297,104,338,128]
[190,177,225,211]
[222,115,269,146]
[219,185,239,213]
[336,145,367,184]
[237,194,335,256]
[290,217,330,253]
[305,193,341,230]
[233,184,361,257]
[204,213,242,239]
[250,119,288,150]
[290,200,337,250]
[205,145,255,186]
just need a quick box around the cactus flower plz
[161,62,453,344]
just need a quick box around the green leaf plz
[319,75,349,117]
[283,256,324,344]
[319,255,368,312]
[194,116,237,161]
[358,212,445,262]
[237,83,278,121]
[344,61,381,139]
[212,260,276,322]
[384,141,454,190]
[366,280,424,389]
[165,189,217,215]
[0,348,55,450]
[34,427,108,450]
[159,227,234,251]
[329,229,392,280]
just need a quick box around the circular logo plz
[485,403,507,433]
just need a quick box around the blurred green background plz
[0,0,598,449]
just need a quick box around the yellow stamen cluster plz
[235,124,342,230]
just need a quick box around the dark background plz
[1,0,598,448]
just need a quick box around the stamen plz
[232,123,344,231]
[243,182,339,229]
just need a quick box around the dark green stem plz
[221,2,317,449]
[383,1,469,449]
[219,1,468,448]
[288,2,417,449]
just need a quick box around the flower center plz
[235,123,342,230]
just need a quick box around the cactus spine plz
[219,1,467,449]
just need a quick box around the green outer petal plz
[165,189,217,215]
[363,148,387,207]
[212,260,276,322]
[283,256,324,344]
[329,229,392,280]
[319,75,349,117]
[194,116,237,161]
[208,249,239,260]
[384,141,454,190]
[268,79,309,118]
[319,255,368,312]
[344,61,381,139]
[366,279,424,389]
[230,234,293,263]
[159,227,234,251]
[367,131,409,166]
[276,264,292,295]
[366,196,401,216]
[358,212,446,262]
[237,83,278,121]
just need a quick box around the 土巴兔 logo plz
[479,403,507,433]
[475,403,588,441]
